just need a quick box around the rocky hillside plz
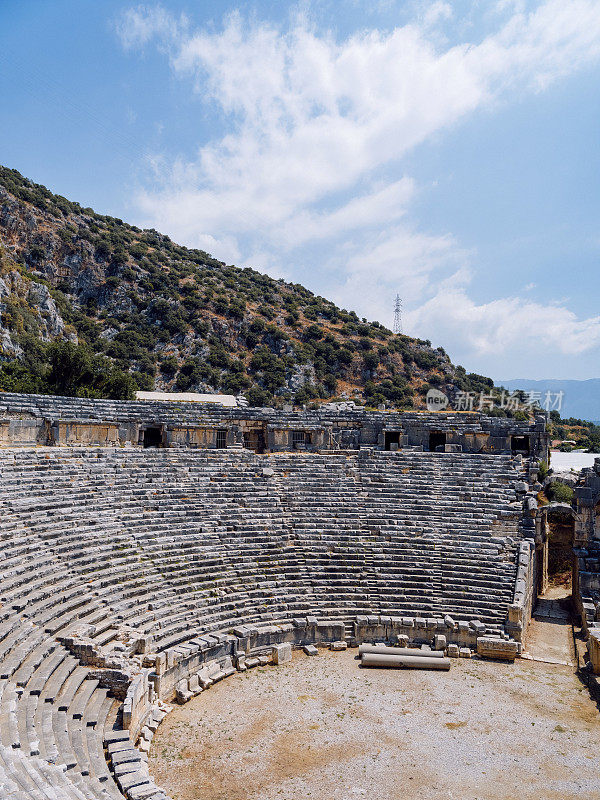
[0,165,494,406]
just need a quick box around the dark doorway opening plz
[292,430,310,450]
[143,427,162,448]
[384,431,401,451]
[429,431,446,452]
[533,506,576,629]
[243,429,266,454]
[546,512,575,600]
[216,429,227,449]
[511,435,530,455]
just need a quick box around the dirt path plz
[523,595,575,666]
[149,648,600,800]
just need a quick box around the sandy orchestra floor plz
[149,646,600,800]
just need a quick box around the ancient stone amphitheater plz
[4,391,596,800]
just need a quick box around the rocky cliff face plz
[0,184,114,299]
[0,269,74,343]
[0,166,494,404]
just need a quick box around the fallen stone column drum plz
[360,653,451,671]
[358,645,445,658]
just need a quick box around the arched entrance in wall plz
[511,435,530,456]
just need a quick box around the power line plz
[393,293,403,334]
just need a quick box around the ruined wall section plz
[574,459,600,632]
[0,391,550,460]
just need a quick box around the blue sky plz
[1,1,599,380]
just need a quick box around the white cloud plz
[406,272,600,376]
[115,4,186,51]
[468,1,600,93]
[423,1,453,29]
[117,1,600,372]
[124,1,600,244]
[329,241,473,331]
[276,178,416,248]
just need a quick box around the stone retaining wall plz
[0,391,549,459]
[506,541,536,643]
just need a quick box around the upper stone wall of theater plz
[0,391,549,459]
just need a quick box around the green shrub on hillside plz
[546,483,574,504]
[0,164,500,406]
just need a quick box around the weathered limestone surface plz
[273,643,292,665]
[588,630,600,675]
[507,541,535,643]
[477,637,519,661]
[573,459,600,633]
[0,443,531,800]
[0,391,549,458]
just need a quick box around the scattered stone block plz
[175,679,191,704]
[272,643,292,665]
[469,620,486,635]
[197,667,213,690]
[330,641,347,651]
[154,653,166,676]
[147,717,159,734]
[434,634,447,651]
[303,645,318,656]
[140,727,152,742]
[219,656,236,679]
[459,647,471,659]
[477,637,519,662]
[108,741,133,755]
[234,650,246,671]
[447,644,460,658]
[105,730,131,746]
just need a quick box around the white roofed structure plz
[135,391,238,407]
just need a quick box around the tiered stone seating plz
[0,643,123,799]
[0,446,528,798]
[270,451,523,625]
[360,453,522,622]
